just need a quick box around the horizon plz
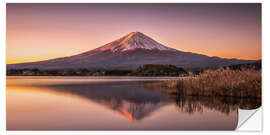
[7,3,261,64]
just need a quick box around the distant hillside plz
[131,64,187,77]
[226,60,261,70]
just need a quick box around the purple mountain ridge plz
[7,32,255,69]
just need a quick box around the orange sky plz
[7,4,261,64]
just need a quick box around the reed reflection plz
[170,95,261,115]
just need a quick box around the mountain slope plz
[7,32,255,69]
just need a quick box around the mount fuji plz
[7,32,254,69]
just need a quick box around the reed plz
[146,68,261,98]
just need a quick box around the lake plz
[7,76,239,130]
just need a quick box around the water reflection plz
[37,82,261,116]
[171,95,260,115]
[7,77,244,130]
[40,82,170,121]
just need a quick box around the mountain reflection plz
[35,81,170,121]
[14,81,260,121]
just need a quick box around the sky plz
[7,3,261,64]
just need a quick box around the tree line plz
[7,64,188,77]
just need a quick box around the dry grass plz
[147,68,261,98]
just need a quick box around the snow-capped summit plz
[96,32,175,52]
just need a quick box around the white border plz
[0,0,7,135]
[1,0,268,135]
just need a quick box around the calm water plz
[7,76,239,130]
